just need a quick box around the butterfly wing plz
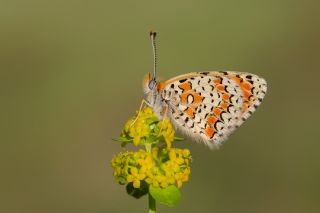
[159,71,267,149]
[219,71,268,124]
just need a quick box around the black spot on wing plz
[229,94,234,102]
[179,79,187,83]
[246,75,252,79]
[221,71,228,75]
[220,111,226,122]
[226,104,234,113]
[214,120,222,130]
[200,72,209,75]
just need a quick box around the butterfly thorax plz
[143,74,170,119]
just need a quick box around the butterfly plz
[142,31,267,149]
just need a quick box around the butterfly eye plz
[148,79,156,90]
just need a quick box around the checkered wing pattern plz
[160,71,267,149]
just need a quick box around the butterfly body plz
[143,71,267,149]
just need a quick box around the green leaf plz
[117,176,126,185]
[112,137,133,143]
[173,136,184,141]
[149,185,181,207]
[146,117,159,125]
[145,135,160,143]
[126,181,149,199]
[139,137,147,145]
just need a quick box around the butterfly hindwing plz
[220,71,267,124]
[160,71,267,149]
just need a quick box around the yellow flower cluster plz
[111,147,192,189]
[121,107,175,148]
[146,148,191,188]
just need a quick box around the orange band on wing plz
[178,82,192,92]
[213,108,221,116]
[180,93,189,104]
[222,93,230,100]
[217,85,225,91]
[212,78,222,84]
[192,93,204,104]
[221,102,229,110]
[243,90,250,100]
[207,116,217,125]
[231,76,241,84]
[241,82,252,91]
[205,127,215,138]
[185,107,195,118]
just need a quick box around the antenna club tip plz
[149,31,157,37]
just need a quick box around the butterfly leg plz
[157,105,173,149]
[157,105,168,136]
[129,99,151,127]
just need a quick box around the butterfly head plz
[143,72,157,93]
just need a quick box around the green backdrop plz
[1,0,320,212]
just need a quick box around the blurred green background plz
[1,0,320,212]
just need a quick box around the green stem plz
[146,144,156,213]
[145,144,152,153]
[148,192,156,213]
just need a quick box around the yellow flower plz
[145,171,160,187]
[152,147,159,158]
[158,119,175,149]
[133,180,140,188]
[111,147,192,189]
[121,108,155,146]
[182,149,190,157]
[111,107,192,190]
[119,107,178,149]
[169,150,176,160]
[126,167,147,188]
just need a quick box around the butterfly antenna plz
[150,31,157,80]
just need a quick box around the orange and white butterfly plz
[142,31,267,149]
